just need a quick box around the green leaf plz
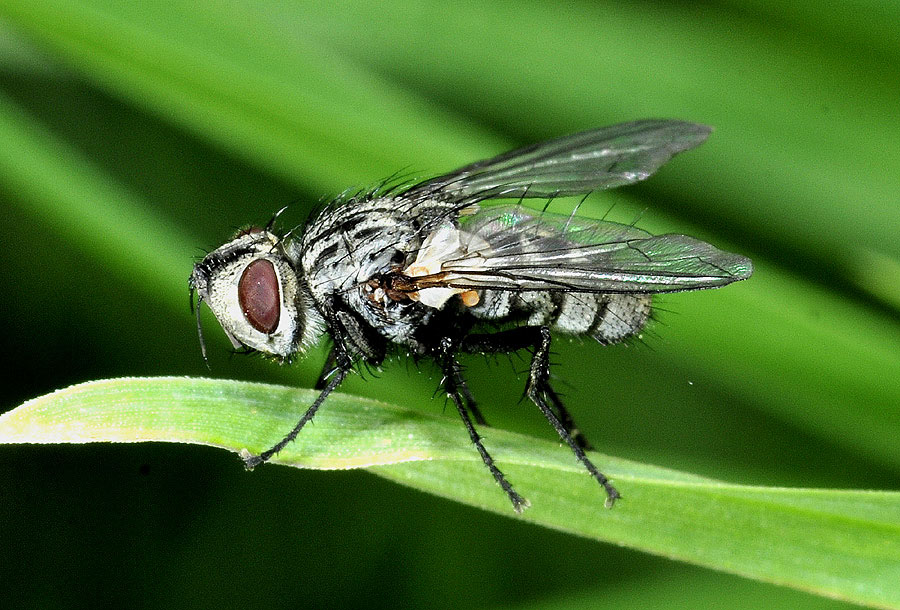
[3,377,899,609]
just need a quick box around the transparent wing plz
[403,119,711,203]
[417,206,752,294]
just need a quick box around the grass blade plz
[3,377,898,608]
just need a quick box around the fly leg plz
[457,375,488,426]
[314,346,339,390]
[244,345,351,469]
[543,384,593,451]
[462,330,594,449]
[527,327,620,507]
[462,327,620,507]
[438,337,528,513]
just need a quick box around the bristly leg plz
[462,327,620,508]
[438,338,528,513]
[243,366,349,469]
[314,346,339,390]
[456,373,488,426]
[461,329,594,449]
[544,384,593,451]
[527,327,620,507]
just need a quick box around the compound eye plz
[238,259,280,334]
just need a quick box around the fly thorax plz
[298,205,417,303]
[345,284,433,345]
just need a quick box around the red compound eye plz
[238,259,280,333]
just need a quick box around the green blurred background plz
[0,1,898,608]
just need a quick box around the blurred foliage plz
[0,1,897,609]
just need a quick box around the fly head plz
[190,228,323,359]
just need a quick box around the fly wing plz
[402,119,711,203]
[430,206,752,294]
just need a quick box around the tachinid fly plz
[189,119,752,512]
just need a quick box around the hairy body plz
[190,120,752,511]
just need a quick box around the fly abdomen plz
[584,293,652,345]
[469,290,651,345]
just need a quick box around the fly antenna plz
[191,286,210,368]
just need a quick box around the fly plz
[189,119,752,512]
